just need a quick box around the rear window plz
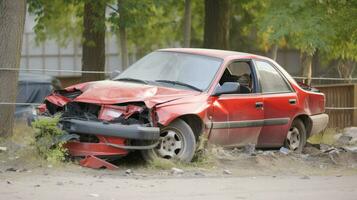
[255,60,291,93]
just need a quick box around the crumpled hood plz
[67,80,200,108]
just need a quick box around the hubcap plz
[155,129,183,159]
[287,127,300,151]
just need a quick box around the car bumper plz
[60,119,160,140]
[310,113,329,136]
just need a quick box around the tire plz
[141,119,196,163]
[284,119,307,153]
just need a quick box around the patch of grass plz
[147,158,177,170]
[308,128,339,145]
[32,116,68,164]
[147,134,217,170]
[190,134,217,168]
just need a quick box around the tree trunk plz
[183,0,191,48]
[269,44,278,61]
[82,1,106,82]
[337,60,356,83]
[301,52,313,85]
[118,0,129,70]
[203,0,231,49]
[0,0,26,136]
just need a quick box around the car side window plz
[219,61,256,94]
[255,60,291,93]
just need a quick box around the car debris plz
[171,167,184,175]
[79,155,118,170]
[125,169,132,175]
[89,194,99,198]
[279,147,290,155]
[223,169,232,175]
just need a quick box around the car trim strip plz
[207,118,289,129]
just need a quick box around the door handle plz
[289,99,297,105]
[255,102,264,109]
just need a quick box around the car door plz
[209,60,264,147]
[254,59,298,147]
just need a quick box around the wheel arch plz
[293,114,313,138]
[178,114,204,141]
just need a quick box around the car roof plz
[158,48,297,86]
[158,48,268,60]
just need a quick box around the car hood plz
[67,80,200,108]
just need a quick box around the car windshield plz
[115,51,223,91]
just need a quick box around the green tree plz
[28,0,108,81]
[322,0,357,81]
[247,0,334,84]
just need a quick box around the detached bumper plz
[310,113,329,135]
[60,119,160,140]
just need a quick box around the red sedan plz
[43,48,329,163]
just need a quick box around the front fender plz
[155,100,210,126]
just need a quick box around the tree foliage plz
[27,0,83,45]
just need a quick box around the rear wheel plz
[141,119,196,163]
[285,119,306,152]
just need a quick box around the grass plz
[308,128,340,145]
[0,117,68,168]
[146,135,218,170]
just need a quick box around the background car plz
[16,73,60,125]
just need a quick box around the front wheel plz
[285,119,307,153]
[141,119,196,163]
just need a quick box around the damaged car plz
[40,48,329,165]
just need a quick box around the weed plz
[32,116,68,164]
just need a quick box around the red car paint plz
[43,48,328,155]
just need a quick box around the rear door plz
[209,60,264,147]
[254,60,298,147]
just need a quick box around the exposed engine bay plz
[41,89,161,170]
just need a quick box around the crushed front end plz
[41,89,160,169]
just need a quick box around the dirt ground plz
[1,145,357,200]
[1,171,357,200]
[1,123,357,199]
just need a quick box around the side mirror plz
[213,82,240,96]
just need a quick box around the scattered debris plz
[89,193,99,198]
[79,155,118,170]
[338,135,352,145]
[6,180,11,184]
[5,167,17,172]
[223,169,232,175]
[342,146,357,153]
[243,144,256,156]
[194,171,205,176]
[56,182,64,186]
[125,169,132,175]
[0,146,7,152]
[171,167,184,175]
[279,147,290,155]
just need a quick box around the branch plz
[107,4,119,13]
